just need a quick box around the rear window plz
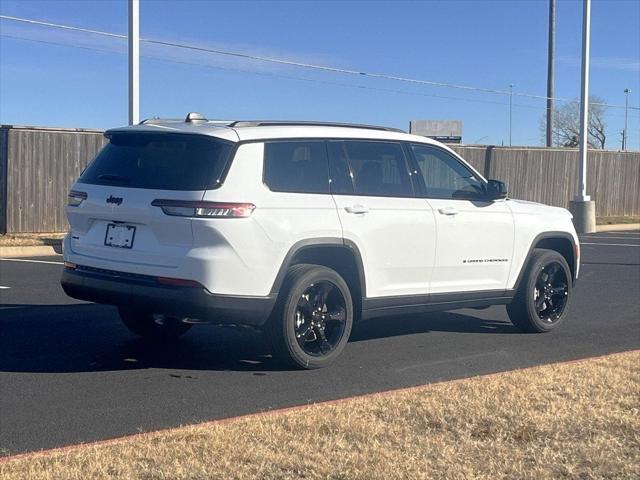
[79,133,233,191]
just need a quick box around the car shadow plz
[0,303,517,374]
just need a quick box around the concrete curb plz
[0,245,62,258]
[596,223,640,232]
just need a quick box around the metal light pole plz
[569,0,596,233]
[623,88,630,151]
[128,0,140,125]
[546,0,556,147]
[509,84,513,146]
[576,0,590,202]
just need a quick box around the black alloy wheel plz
[268,264,354,369]
[507,248,573,333]
[533,261,569,323]
[293,281,348,357]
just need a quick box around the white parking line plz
[0,258,64,265]
[0,286,10,289]
[579,236,640,241]
[581,242,640,247]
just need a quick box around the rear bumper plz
[60,267,275,327]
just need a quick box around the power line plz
[2,14,638,111]
[2,32,548,111]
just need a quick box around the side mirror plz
[486,179,508,200]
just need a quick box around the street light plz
[569,0,596,234]
[623,88,631,151]
[128,0,140,125]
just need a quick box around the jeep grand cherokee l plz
[61,114,579,369]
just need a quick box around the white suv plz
[62,113,580,369]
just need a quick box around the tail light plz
[151,199,255,218]
[68,190,87,207]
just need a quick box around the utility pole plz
[623,88,630,151]
[128,0,140,125]
[546,0,556,147]
[509,84,513,146]
[569,0,596,233]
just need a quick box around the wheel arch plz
[269,238,366,316]
[513,232,578,292]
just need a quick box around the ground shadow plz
[0,302,516,374]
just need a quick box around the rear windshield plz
[79,133,233,191]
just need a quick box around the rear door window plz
[79,133,233,191]
[329,141,414,197]
[263,141,329,194]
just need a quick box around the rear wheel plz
[268,264,353,369]
[507,248,572,333]
[118,306,192,340]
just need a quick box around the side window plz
[410,144,485,200]
[330,141,413,197]
[263,141,329,194]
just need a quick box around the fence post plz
[483,146,494,179]
[0,126,8,235]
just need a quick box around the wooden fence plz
[449,145,640,218]
[0,125,638,233]
[0,126,107,234]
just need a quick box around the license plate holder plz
[104,224,136,249]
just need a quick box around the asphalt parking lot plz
[1,231,639,455]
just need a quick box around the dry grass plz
[596,216,640,225]
[2,351,639,480]
[0,233,65,247]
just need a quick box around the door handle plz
[438,207,459,216]
[345,204,369,215]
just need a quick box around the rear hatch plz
[66,132,234,270]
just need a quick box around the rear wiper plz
[98,173,130,184]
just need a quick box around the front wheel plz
[268,264,354,369]
[507,248,572,333]
[118,306,192,340]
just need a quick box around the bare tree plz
[540,96,607,148]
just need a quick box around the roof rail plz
[229,120,405,133]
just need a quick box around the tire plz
[268,264,354,369]
[118,306,192,340]
[507,248,572,333]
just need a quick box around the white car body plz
[61,117,579,327]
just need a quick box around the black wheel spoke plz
[313,283,333,310]
[296,324,313,340]
[550,284,567,296]
[327,307,346,323]
[547,263,560,281]
[315,326,332,353]
[297,294,314,316]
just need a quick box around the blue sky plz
[1,0,638,149]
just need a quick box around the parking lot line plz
[0,258,64,265]
[581,242,640,247]
[579,236,640,241]
[0,286,11,289]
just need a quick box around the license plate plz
[104,224,136,249]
